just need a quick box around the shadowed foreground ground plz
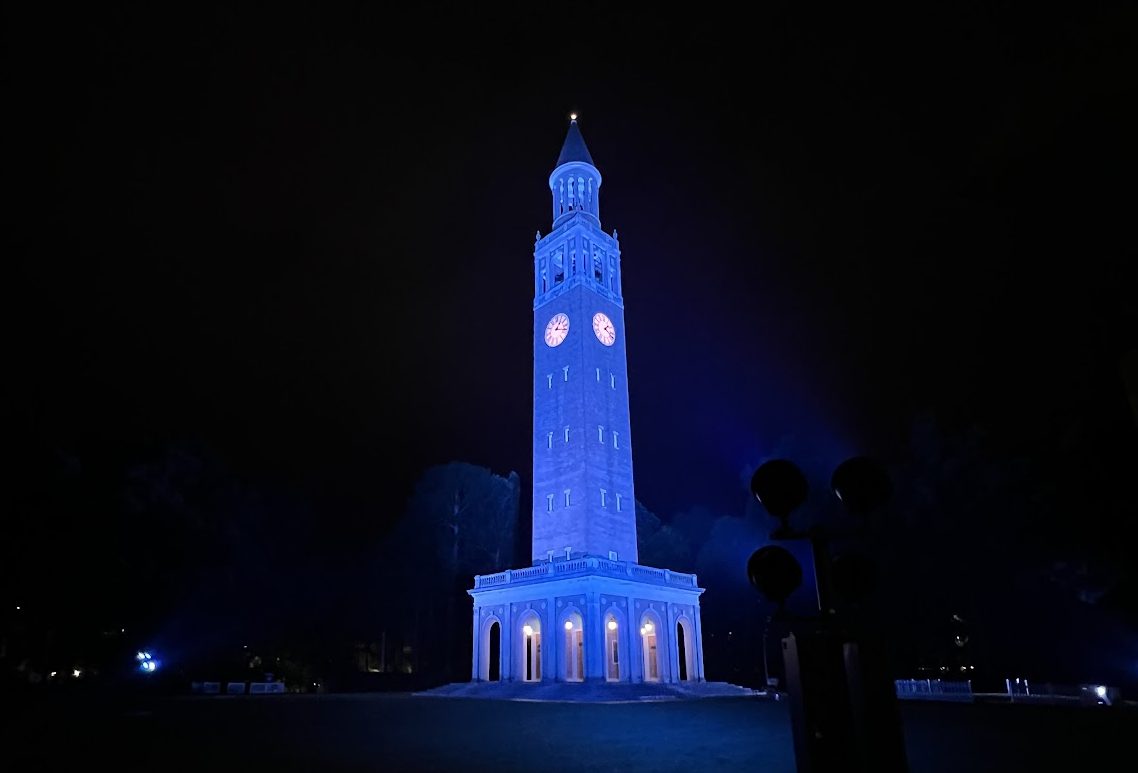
[4,692,1135,771]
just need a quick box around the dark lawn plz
[4,692,1134,772]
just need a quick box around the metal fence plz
[895,678,973,702]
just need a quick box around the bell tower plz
[532,116,637,564]
[468,116,706,689]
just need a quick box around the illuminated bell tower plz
[530,116,637,564]
[468,116,705,689]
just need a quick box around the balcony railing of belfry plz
[473,555,699,590]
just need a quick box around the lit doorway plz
[640,616,660,682]
[605,615,620,681]
[563,612,584,682]
[521,616,542,682]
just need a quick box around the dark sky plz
[9,5,1137,565]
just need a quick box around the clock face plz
[592,312,616,346]
[544,313,570,347]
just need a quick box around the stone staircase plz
[415,680,758,703]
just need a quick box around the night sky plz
[8,6,1137,651]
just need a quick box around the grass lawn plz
[5,692,1135,771]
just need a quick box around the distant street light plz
[136,650,159,673]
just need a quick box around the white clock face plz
[544,313,570,347]
[592,312,616,346]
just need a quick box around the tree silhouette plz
[635,500,692,570]
[381,462,520,683]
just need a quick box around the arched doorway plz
[676,621,689,681]
[520,614,542,682]
[605,615,621,681]
[488,622,501,682]
[563,611,584,682]
[640,614,661,682]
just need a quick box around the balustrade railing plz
[512,565,550,580]
[473,556,699,590]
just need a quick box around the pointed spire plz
[556,115,595,168]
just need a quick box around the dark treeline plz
[4,410,1137,693]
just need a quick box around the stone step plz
[415,681,759,702]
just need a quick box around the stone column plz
[667,602,680,684]
[693,602,706,682]
[627,595,641,682]
[503,603,514,682]
[587,592,604,680]
[471,604,480,681]
[547,595,558,682]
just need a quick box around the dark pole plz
[810,533,833,616]
[830,457,907,772]
[748,457,909,773]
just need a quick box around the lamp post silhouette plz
[748,456,908,773]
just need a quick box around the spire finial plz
[555,117,595,167]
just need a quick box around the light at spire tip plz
[570,112,577,121]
